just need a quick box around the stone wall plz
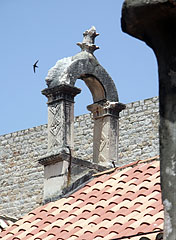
[0,125,47,219]
[118,96,159,166]
[0,96,159,218]
[74,113,94,161]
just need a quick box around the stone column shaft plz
[39,84,81,202]
[88,101,125,167]
[158,52,176,240]
[47,99,73,152]
[42,85,81,154]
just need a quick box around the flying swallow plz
[33,60,39,73]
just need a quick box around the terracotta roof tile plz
[0,157,163,240]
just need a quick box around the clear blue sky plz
[0,0,158,135]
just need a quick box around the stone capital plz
[87,101,125,119]
[42,84,81,105]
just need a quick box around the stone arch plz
[79,74,106,103]
[45,51,118,103]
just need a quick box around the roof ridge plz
[93,155,159,177]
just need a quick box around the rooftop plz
[0,156,163,240]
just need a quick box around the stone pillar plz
[87,101,125,167]
[121,1,176,239]
[39,84,81,203]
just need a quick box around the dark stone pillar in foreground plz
[121,1,176,239]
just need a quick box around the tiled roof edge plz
[116,155,159,171]
[43,155,159,204]
[0,216,17,223]
[43,170,95,204]
[93,156,160,177]
[0,216,17,232]
[111,230,163,240]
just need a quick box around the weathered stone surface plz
[0,125,46,219]
[45,27,118,103]
[42,85,81,155]
[40,84,81,202]
[122,2,176,239]
[41,27,123,197]
[123,0,168,8]
[45,52,118,102]
[77,26,99,54]
[87,101,125,167]
[122,0,176,48]
[43,160,69,202]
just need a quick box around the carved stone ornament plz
[77,26,99,54]
[87,101,125,119]
[44,27,118,104]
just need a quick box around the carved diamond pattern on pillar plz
[99,130,109,163]
[99,131,107,152]
[94,119,109,164]
[49,104,62,136]
[49,103,64,148]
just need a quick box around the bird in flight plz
[33,60,39,73]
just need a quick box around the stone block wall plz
[118,96,159,166]
[74,113,94,161]
[0,125,47,219]
[0,96,159,218]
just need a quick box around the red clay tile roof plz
[0,157,163,240]
[0,216,17,232]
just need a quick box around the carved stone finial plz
[77,26,99,54]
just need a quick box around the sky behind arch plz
[0,0,158,135]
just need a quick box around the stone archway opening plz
[74,79,92,116]
[81,74,106,102]
[74,75,107,163]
